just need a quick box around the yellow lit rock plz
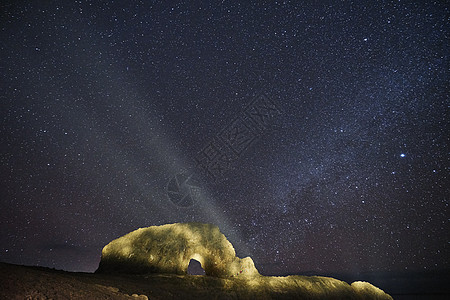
[96,222,259,277]
[96,222,393,299]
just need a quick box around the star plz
[0,0,447,283]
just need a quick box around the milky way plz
[1,1,448,277]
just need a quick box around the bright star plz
[400,153,406,157]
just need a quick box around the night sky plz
[1,0,448,279]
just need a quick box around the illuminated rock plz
[96,222,259,277]
[351,281,392,298]
[95,222,393,299]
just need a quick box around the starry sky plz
[1,0,448,279]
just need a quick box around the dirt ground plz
[0,262,394,300]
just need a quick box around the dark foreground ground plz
[0,262,447,299]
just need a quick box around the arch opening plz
[187,258,205,275]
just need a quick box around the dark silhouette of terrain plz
[4,223,447,299]
[2,263,449,299]
[1,262,395,300]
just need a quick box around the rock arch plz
[187,258,205,275]
[96,223,259,278]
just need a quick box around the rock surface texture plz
[96,222,259,277]
[95,222,393,299]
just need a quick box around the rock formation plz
[96,222,393,299]
[96,222,259,277]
